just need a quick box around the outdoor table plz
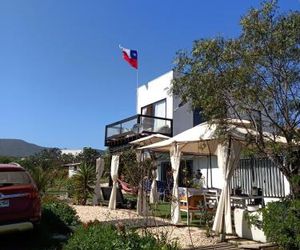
[178,187,202,198]
[231,195,264,208]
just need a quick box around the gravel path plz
[73,205,219,249]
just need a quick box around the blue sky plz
[0,1,299,150]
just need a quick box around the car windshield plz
[0,171,32,185]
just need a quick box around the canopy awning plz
[130,134,170,147]
[139,120,286,155]
[137,119,286,233]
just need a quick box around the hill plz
[0,139,46,157]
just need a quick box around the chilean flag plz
[120,46,138,69]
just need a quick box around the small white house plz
[61,149,83,178]
[62,162,80,178]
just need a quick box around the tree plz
[172,1,300,198]
[118,148,144,188]
[76,147,101,166]
[21,148,63,170]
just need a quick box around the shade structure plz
[93,157,105,205]
[139,119,286,231]
[130,134,170,147]
[139,120,286,154]
[109,155,120,210]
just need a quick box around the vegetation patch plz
[64,221,179,250]
[261,199,300,250]
[42,199,80,232]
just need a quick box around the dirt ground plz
[73,205,219,249]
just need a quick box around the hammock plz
[117,179,138,195]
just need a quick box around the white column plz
[170,143,182,225]
[108,155,120,210]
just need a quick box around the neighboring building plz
[104,70,289,198]
[61,149,83,177]
[62,162,81,178]
[61,149,83,156]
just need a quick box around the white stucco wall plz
[68,167,78,178]
[137,71,174,119]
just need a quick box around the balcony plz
[105,115,173,147]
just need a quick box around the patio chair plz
[180,193,216,225]
[202,188,221,208]
[100,186,136,209]
[156,180,167,201]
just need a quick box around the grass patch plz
[150,202,208,227]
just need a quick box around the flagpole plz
[136,69,139,113]
[119,44,139,112]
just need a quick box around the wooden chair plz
[179,189,217,225]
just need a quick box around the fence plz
[231,158,285,198]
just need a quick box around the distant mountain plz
[0,139,46,157]
[0,139,105,158]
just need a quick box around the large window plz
[141,99,166,118]
[141,99,167,132]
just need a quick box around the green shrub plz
[71,164,96,205]
[21,200,79,249]
[42,200,80,233]
[64,221,178,250]
[262,199,300,250]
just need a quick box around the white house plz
[105,70,289,198]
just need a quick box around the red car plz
[0,163,41,234]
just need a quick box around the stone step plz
[194,242,238,250]
[238,242,278,250]
[228,238,258,246]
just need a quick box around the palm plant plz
[72,164,96,205]
[29,166,52,196]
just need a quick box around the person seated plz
[118,175,138,195]
[192,170,204,189]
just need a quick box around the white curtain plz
[212,139,242,234]
[108,155,120,210]
[136,151,148,215]
[93,157,104,205]
[170,144,182,225]
[150,168,158,204]
[153,100,166,132]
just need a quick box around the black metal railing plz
[231,158,285,198]
[105,114,173,147]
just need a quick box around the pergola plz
[108,134,170,214]
[139,119,286,234]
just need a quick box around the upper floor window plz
[141,99,168,133]
[141,99,166,118]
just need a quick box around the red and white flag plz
[120,45,138,69]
